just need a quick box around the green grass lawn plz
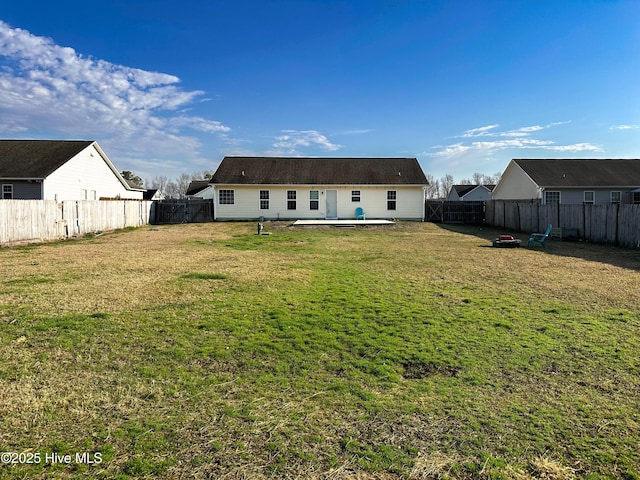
[1,222,639,479]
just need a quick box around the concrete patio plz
[292,219,396,226]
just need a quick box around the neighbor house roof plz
[0,140,94,179]
[210,157,428,185]
[514,159,640,187]
[452,185,477,197]
[186,180,211,196]
[143,189,159,200]
[450,184,495,199]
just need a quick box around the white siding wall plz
[193,186,215,199]
[214,185,425,220]
[492,163,540,200]
[43,144,142,201]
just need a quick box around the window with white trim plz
[287,190,296,210]
[260,190,269,209]
[583,191,595,204]
[351,190,360,202]
[219,189,235,204]
[387,190,397,210]
[611,191,621,204]
[2,184,13,199]
[544,191,560,204]
[309,190,319,210]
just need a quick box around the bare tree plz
[173,173,192,197]
[424,174,441,199]
[191,170,214,180]
[489,171,502,185]
[471,172,485,184]
[148,175,169,193]
[439,174,454,199]
[146,170,217,198]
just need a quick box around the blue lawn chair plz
[528,224,553,248]
[355,207,366,220]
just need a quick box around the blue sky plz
[1,0,639,184]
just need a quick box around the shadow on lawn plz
[436,223,640,272]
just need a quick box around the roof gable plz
[0,140,94,178]
[186,180,211,196]
[513,159,640,187]
[211,157,428,185]
[453,185,477,197]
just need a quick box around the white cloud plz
[610,124,640,130]
[459,122,572,139]
[0,20,229,175]
[273,130,341,154]
[428,143,472,157]
[547,143,603,152]
[336,128,374,136]
[429,122,602,159]
[460,125,500,137]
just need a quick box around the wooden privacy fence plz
[151,198,214,224]
[486,200,640,248]
[0,200,153,246]
[425,200,485,224]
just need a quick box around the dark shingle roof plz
[186,180,211,196]
[514,159,640,187]
[211,157,428,185]
[453,185,477,197]
[143,189,158,200]
[0,140,94,178]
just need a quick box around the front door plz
[325,190,337,219]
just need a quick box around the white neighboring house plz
[186,180,213,198]
[208,157,429,221]
[143,189,165,201]
[492,158,640,204]
[0,140,144,201]
[447,184,495,201]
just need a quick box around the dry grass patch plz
[1,222,639,479]
[1,223,312,317]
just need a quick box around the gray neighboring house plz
[447,184,495,201]
[492,158,640,204]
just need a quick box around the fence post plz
[614,203,619,245]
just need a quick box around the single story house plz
[0,140,144,201]
[143,189,165,201]
[447,184,495,201]
[186,180,212,198]
[492,158,640,204]
[208,156,429,221]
